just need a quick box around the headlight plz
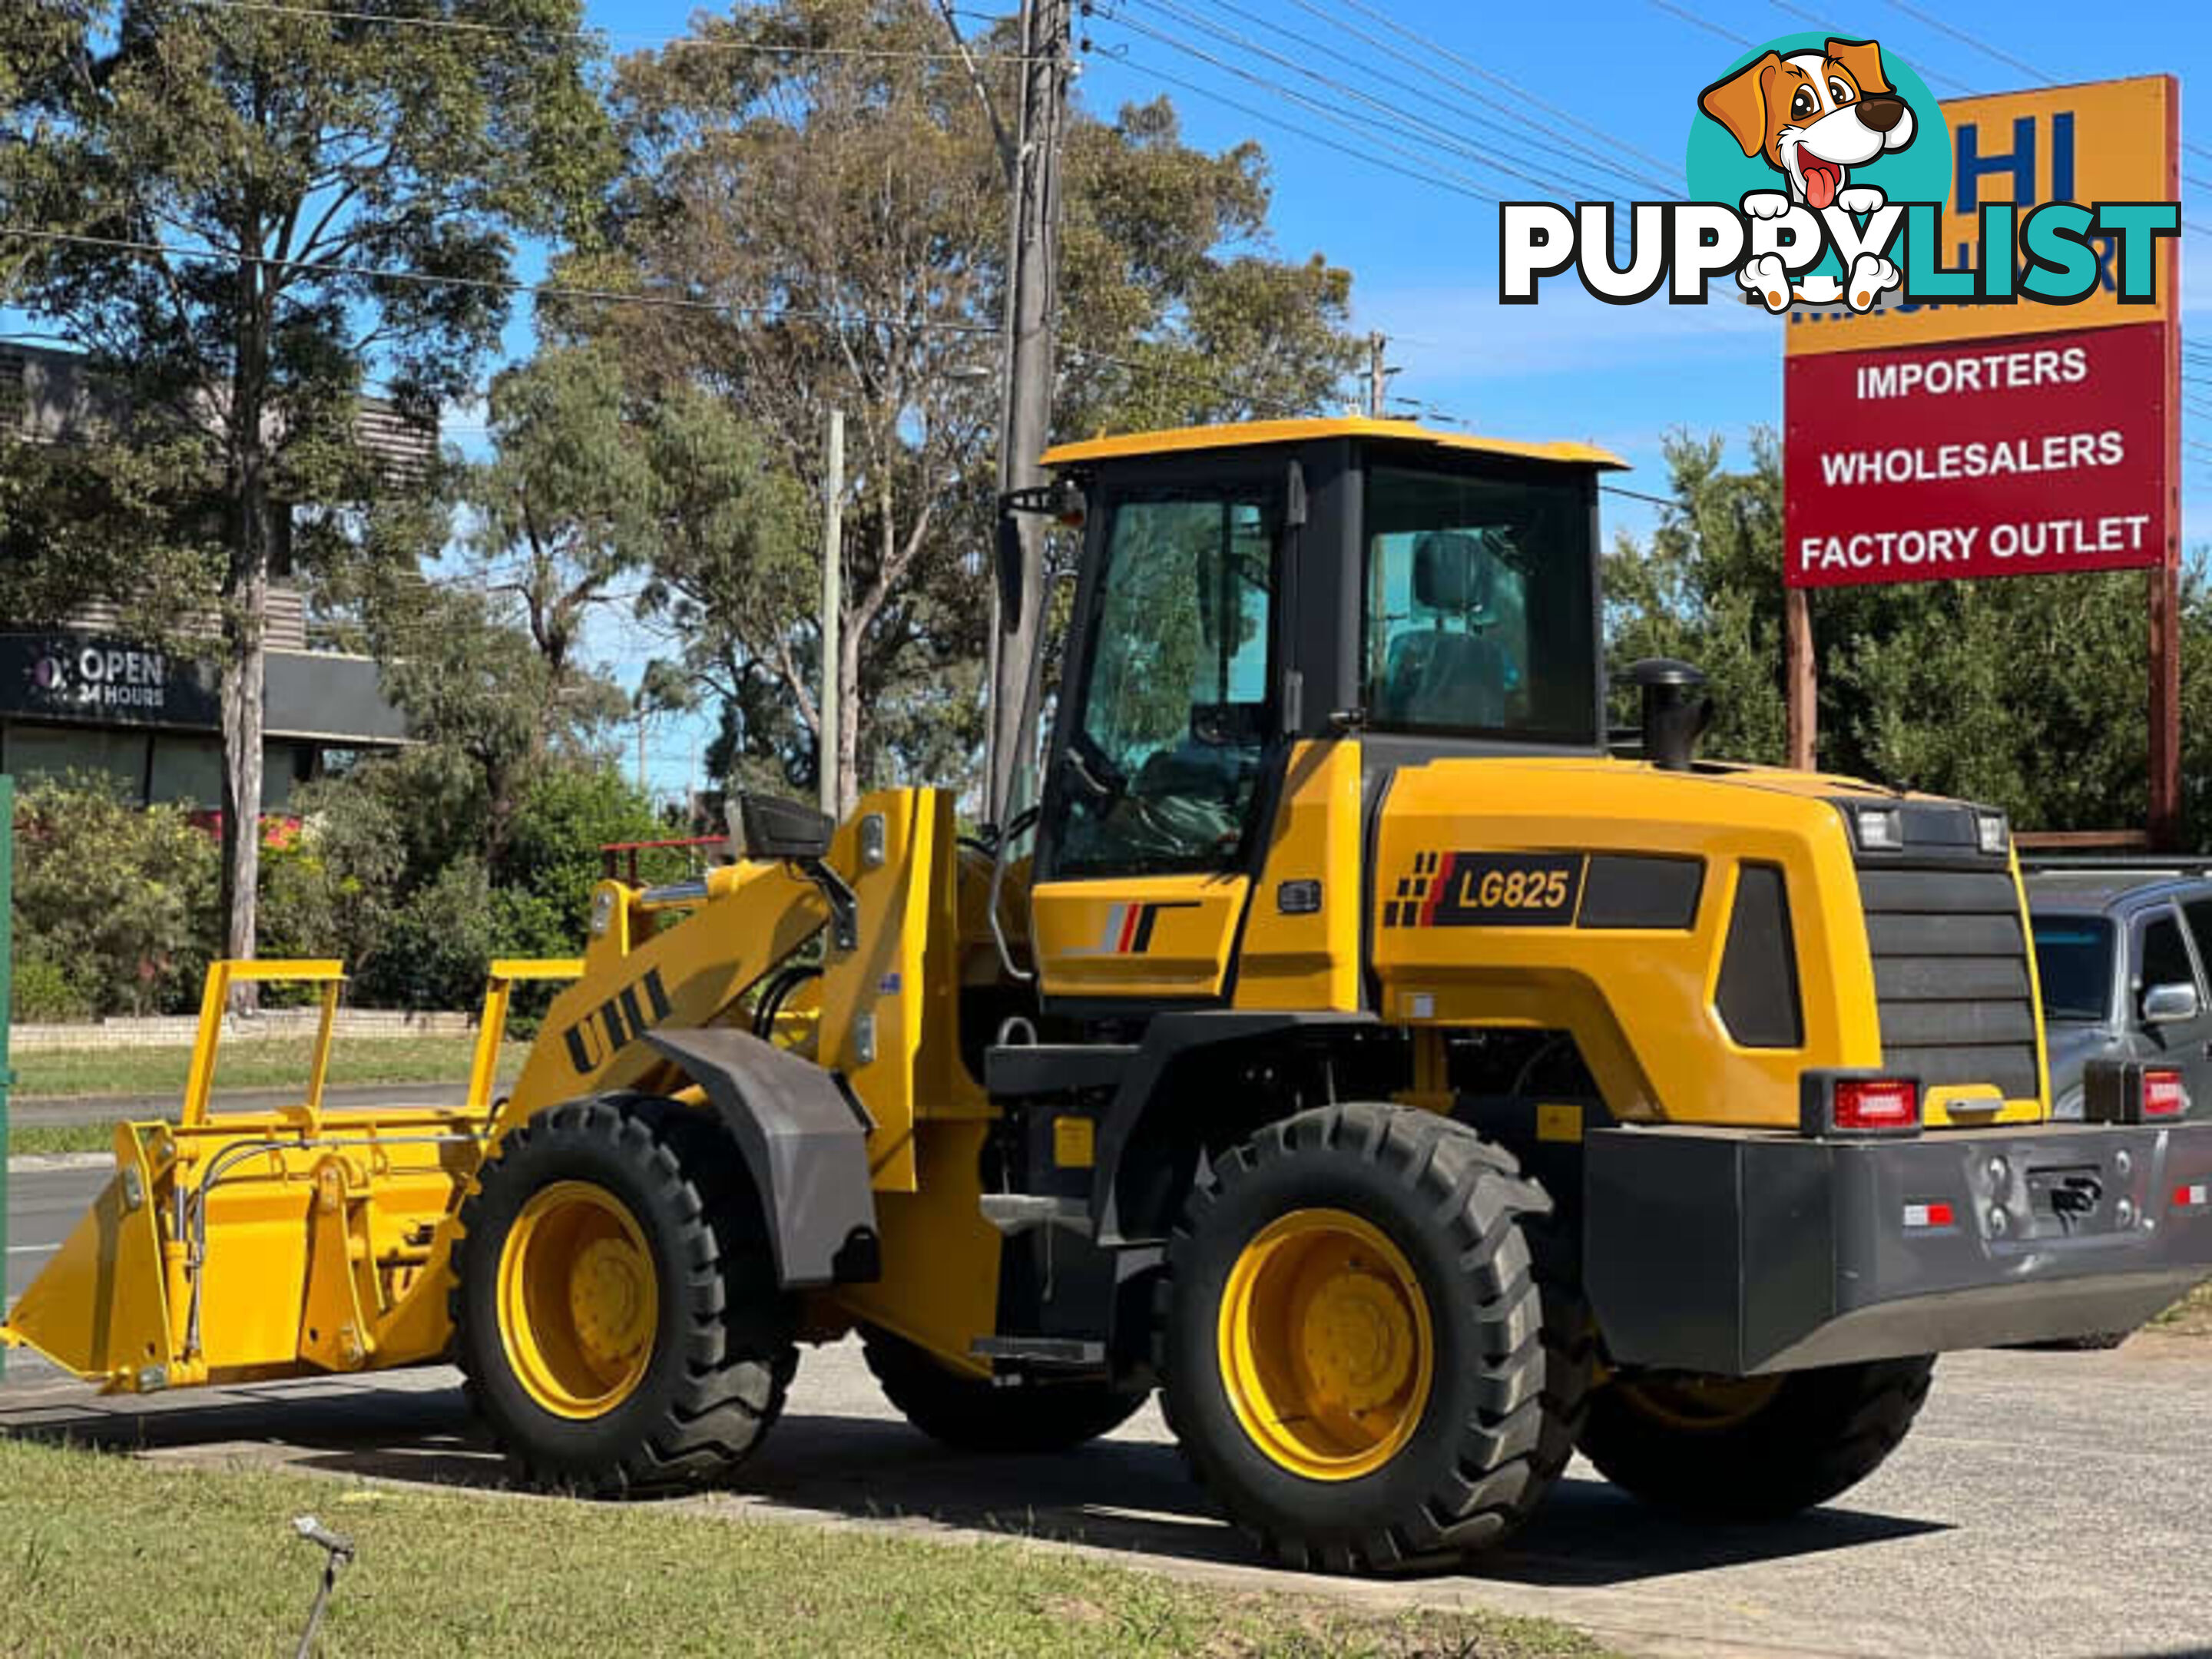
[1854,806,1904,850]
[1975,810,2009,856]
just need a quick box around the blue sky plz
[16,2,2197,796]
[541,0,2209,796]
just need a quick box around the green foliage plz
[1608,431,2209,839]
[0,0,616,964]
[371,856,502,1012]
[10,776,220,1017]
[12,951,91,1023]
[558,0,1361,806]
[498,764,666,942]
[263,755,662,1009]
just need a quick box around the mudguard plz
[646,1028,880,1287]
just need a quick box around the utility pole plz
[820,407,845,820]
[986,0,1073,826]
[1367,331,1392,419]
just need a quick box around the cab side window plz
[2181,899,2212,982]
[2141,913,2198,998]
[1054,492,1275,878]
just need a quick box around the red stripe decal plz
[1116,902,1144,954]
[1419,854,1457,928]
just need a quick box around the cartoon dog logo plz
[1699,38,1915,312]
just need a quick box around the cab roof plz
[1039,416,1630,472]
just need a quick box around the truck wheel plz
[862,1329,1147,1452]
[454,1095,797,1495]
[1159,1103,1591,1573]
[1578,1356,1936,1519]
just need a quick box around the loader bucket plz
[2,958,581,1392]
[1,1124,175,1388]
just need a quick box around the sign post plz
[1781,75,2182,839]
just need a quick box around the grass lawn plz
[9,1036,528,1103]
[2149,1279,2212,1337]
[0,1439,1608,1659]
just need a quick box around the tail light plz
[2144,1070,2187,1120]
[1800,1070,1922,1137]
[2085,1059,2192,1125]
[1836,1079,1919,1131]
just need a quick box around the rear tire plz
[454,1095,797,1495]
[1160,1103,1591,1573]
[1578,1356,1935,1519]
[863,1329,1147,1452]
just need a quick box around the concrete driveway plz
[9,1160,2212,1659]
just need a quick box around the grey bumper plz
[1584,1121,2212,1375]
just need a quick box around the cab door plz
[1030,470,1286,1005]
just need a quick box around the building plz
[0,343,421,809]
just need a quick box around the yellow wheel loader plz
[12,416,2212,1572]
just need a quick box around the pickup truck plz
[2027,868,2212,1120]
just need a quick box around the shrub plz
[12,949,92,1022]
[12,775,220,1017]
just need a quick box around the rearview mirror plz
[2143,981,2200,1025]
[996,512,1024,635]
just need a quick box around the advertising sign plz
[0,633,220,728]
[1784,321,2170,588]
[1786,75,2178,354]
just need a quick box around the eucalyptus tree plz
[0,0,611,982]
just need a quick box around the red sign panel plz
[1783,322,2171,589]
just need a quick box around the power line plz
[1063,342,1320,420]
[1872,0,2049,87]
[1125,0,1658,204]
[1301,0,1684,187]
[1101,45,1495,207]
[1644,0,1749,50]
[179,0,1040,61]
[1753,0,1979,97]
[0,224,1002,336]
[1101,14,1558,204]
[1173,0,1676,199]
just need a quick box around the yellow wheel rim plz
[497,1181,659,1419]
[1611,1373,1783,1433]
[1217,1207,1435,1482]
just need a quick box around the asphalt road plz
[7,1080,473,1129]
[8,1161,2212,1659]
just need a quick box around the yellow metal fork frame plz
[469,959,584,1117]
[181,959,346,1128]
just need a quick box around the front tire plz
[863,1329,1147,1452]
[1160,1103,1591,1573]
[454,1095,797,1495]
[1578,1356,1936,1519]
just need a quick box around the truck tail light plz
[2144,1070,2187,1120]
[2085,1059,2192,1125]
[1835,1078,1919,1132]
[1800,1071,1923,1138]
[2174,1184,2209,1210]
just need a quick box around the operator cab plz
[1008,417,1625,1007]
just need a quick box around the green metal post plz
[0,773,12,1379]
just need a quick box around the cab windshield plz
[2031,917,2114,1022]
[1363,466,1595,742]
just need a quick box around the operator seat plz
[1379,531,1509,729]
